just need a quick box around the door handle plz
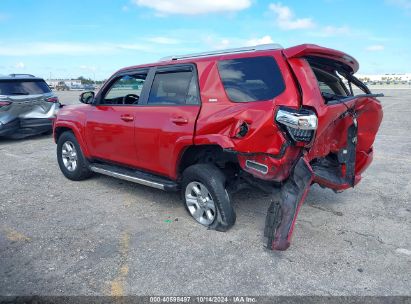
[171,117,188,125]
[120,114,134,122]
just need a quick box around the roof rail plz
[159,43,283,61]
[9,73,35,77]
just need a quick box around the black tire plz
[57,131,93,181]
[181,164,236,232]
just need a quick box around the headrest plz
[162,77,189,95]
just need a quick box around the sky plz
[0,0,410,80]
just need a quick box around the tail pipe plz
[264,157,314,250]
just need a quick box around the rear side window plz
[147,70,199,105]
[0,79,51,95]
[217,56,285,102]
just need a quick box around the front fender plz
[54,120,90,158]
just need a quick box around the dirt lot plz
[0,89,410,296]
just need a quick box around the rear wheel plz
[57,131,93,181]
[182,164,236,231]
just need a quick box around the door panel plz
[85,106,139,166]
[85,70,149,167]
[133,106,200,178]
[133,64,201,178]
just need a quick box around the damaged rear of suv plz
[54,43,382,250]
[0,74,60,138]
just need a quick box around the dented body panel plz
[53,43,383,250]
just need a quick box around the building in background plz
[46,79,82,88]
[357,73,411,85]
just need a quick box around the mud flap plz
[264,157,314,250]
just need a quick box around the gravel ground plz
[0,89,410,296]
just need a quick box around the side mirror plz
[79,91,95,104]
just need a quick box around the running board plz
[89,163,179,191]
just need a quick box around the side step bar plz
[89,163,179,191]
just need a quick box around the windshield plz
[0,79,51,95]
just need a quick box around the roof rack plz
[9,73,36,77]
[159,43,283,61]
[9,73,36,78]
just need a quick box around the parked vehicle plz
[56,81,70,91]
[53,44,383,250]
[82,84,96,91]
[0,74,60,138]
[70,84,84,91]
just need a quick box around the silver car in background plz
[0,74,60,138]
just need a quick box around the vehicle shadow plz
[0,133,52,145]
[90,172,346,222]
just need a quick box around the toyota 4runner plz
[53,44,383,250]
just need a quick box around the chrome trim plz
[276,109,318,130]
[245,160,269,174]
[159,43,283,61]
[89,165,165,190]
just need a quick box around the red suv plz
[53,44,383,250]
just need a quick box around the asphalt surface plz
[0,89,410,296]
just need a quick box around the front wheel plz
[181,164,236,231]
[57,131,93,181]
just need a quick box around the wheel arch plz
[176,144,239,180]
[54,122,91,158]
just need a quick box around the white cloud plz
[0,42,109,56]
[366,45,385,51]
[269,3,315,30]
[386,0,411,10]
[134,0,251,15]
[14,62,25,69]
[312,25,351,37]
[202,36,232,49]
[0,42,153,56]
[0,13,8,21]
[217,39,231,49]
[203,35,276,50]
[321,25,351,37]
[79,65,97,72]
[146,36,180,44]
[245,35,274,46]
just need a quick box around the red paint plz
[283,44,359,73]
[54,44,382,192]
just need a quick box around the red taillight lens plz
[46,96,59,103]
[0,100,11,107]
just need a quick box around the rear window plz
[0,79,51,95]
[217,56,285,102]
[148,70,199,105]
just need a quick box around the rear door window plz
[147,69,199,105]
[217,56,285,102]
[0,79,51,95]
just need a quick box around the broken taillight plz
[275,107,317,144]
[0,100,11,108]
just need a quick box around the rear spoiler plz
[283,44,359,74]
